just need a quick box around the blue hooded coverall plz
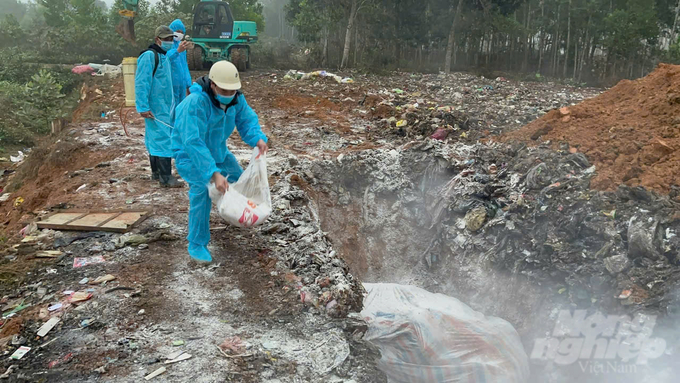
[172,76,267,250]
[135,46,178,158]
[168,19,193,105]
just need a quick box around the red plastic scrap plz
[430,128,449,141]
[48,353,74,369]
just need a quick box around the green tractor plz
[186,0,258,71]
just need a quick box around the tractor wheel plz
[230,48,247,72]
[188,46,204,71]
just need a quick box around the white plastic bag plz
[361,283,530,383]
[208,148,272,228]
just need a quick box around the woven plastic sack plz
[361,283,530,383]
[208,148,272,228]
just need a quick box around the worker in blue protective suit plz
[135,25,190,188]
[169,19,193,105]
[172,61,268,262]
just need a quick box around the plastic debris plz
[165,352,192,364]
[70,291,93,303]
[13,197,24,207]
[73,256,106,268]
[362,283,529,383]
[10,151,24,163]
[35,251,62,258]
[219,336,245,354]
[37,317,60,337]
[92,274,116,284]
[10,347,30,360]
[172,340,185,346]
[0,193,10,202]
[48,303,63,312]
[144,367,166,380]
[48,353,74,369]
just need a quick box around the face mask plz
[215,93,235,105]
[174,33,184,42]
[161,41,173,51]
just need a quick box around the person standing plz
[169,19,193,105]
[172,61,268,262]
[135,25,187,187]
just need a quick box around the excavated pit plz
[304,141,680,383]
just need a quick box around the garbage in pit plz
[209,148,272,228]
[361,283,530,383]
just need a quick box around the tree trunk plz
[341,0,359,68]
[573,35,578,79]
[538,0,545,73]
[322,26,329,67]
[353,18,359,67]
[552,2,560,76]
[578,15,591,83]
[563,0,571,78]
[673,0,680,44]
[445,0,464,74]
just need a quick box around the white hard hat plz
[209,61,241,90]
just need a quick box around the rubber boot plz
[157,157,183,188]
[188,242,212,263]
[150,156,159,181]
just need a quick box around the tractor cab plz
[186,0,258,71]
[192,1,235,40]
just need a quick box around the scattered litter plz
[13,197,23,207]
[284,69,351,84]
[80,318,95,328]
[79,278,89,285]
[70,291,93,303]
[47,353,73,368]
[219,336,245,354]
[308,329,350,374]
[618,290,633,299]
[3,302,29,318]
[0,365,17,379]
[48,303,63,312]
[92,274,116,284]
[35,251,63,258]
[165,353,192,364]
[73,256,106,268]
[76,184,87,193]
[38,336,60,349]
[72,65,95,75]
[165,350,185,360]
[144,366,166,380]
[0,194,10,202]
[10,151,24,163]
[9,346,30,360]
[172,340,184,346]
[37,317,60,337]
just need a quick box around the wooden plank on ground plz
[101,212,147,230]
[68,213,118,227]
[40,213,86,225]
[37,211,151,233]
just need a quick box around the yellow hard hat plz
[209,61,242,90]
